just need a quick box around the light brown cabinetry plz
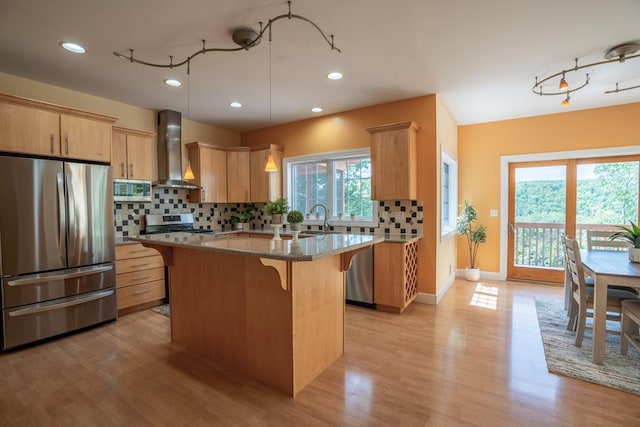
[0,102,60,156]
[374,241,419,313]
[187,142,228,203]
[0,93,117,162]
[250,144,283,202]
[226,146,251,202]
[367,121,419,200]
[116,243,165,313]
[112,127,154,180]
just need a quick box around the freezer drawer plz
[2,288,116,350]
[1,264,115,309]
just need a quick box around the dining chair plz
[621,300,640,356]
[564,235,640,347]
[587,229,631,251]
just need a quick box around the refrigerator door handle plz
[6,265,114,287]
[7,289,114,317]
[56,172,67,261]
[65,172,77,260]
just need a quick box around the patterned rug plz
[535,298,640,395]
[151,304,170,317]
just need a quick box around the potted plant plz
[264,197,289,224]
[286,210,304,232]
[611,221,640,262]
[457,200,487,281]
[231,204,255,230]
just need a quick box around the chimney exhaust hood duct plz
[154,110,198,189]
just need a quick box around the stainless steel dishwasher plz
[345,246,375,308]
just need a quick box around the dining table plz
[580,249,640,364]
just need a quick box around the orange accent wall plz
[242,95,441,294]
[458,102,640,273]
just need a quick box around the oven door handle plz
[6,265,113,287]
[7,290,114,317]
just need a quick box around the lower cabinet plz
[374,241,418,313]
[115,243,165,313]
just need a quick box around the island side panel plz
[168,247,294,394]
[292,254,345,394]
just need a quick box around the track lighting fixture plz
[113,1,340,72]
[532,42,640,106]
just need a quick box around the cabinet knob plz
[120,162,125,178]
[64,133,69,154]
[50,134,55,153]
[129,163,134,177]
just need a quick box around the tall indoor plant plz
[457,200,487,281]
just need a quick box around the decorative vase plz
[629,248,640,263]
[235,222,243,230]
[271,214,282,225]
[464,267,481,281]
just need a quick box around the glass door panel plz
[576,160,639,247]
[508,163,567,282]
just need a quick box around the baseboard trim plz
[456,269,504,281]
[414,273,457,305]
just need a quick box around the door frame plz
[497,145,640,281]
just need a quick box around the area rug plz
[151,304,170,317]
[535,297,640,395]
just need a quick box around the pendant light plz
[264,29,278,173]
[183,60,196,180]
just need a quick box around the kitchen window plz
[284,148,376,223]
[441,150,458,237]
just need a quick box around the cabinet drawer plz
[116,267,164,289]
[116,243,159,260]
[117,280,165,310]
[116,255,164,274]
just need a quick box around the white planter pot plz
[289,223,301,232]
[464,267,481,282]
[629,248,640,263]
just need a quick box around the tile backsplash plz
[114,188,423,238]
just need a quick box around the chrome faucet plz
[310,203,330,231]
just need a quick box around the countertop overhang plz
[129,231,385,262]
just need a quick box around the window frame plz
[441,150,458,238]
[283,148,378,226]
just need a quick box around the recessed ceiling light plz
[164,79,182,87]
[229,102,242,108]
[327,72,343,80]
[60,42,86,54]
[311,107,323,113]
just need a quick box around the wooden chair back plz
[564,235,588,308]
[587,229,631,251]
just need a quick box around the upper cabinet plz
[0,102,60,156]
[60,114,111,162]
[250,144,283,203]
[226,146,251,203]
[187,142,228,203]
[0,94,117,162]
[367,121,419,200]
[112,126,155,181]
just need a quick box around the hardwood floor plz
[1,279,640,426]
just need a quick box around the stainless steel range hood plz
[154,110,199,189]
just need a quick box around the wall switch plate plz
[490,209,498,217]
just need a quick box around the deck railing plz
[513,223,622,268]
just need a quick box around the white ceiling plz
[1,0,639,132]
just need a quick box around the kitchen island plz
[130,231,383,396]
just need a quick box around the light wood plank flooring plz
[1,279,640,426]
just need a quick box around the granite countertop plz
[128,232,384,262]
[115,237,139,246]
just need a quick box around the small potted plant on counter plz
[264,197,289,224]
[230,204,255,230]
[457,200,487,281]
[287,210,304,232]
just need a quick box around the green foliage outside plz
[514,162,639,268]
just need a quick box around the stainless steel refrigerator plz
[0,155,116,350]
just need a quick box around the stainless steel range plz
[144,213,215,235]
